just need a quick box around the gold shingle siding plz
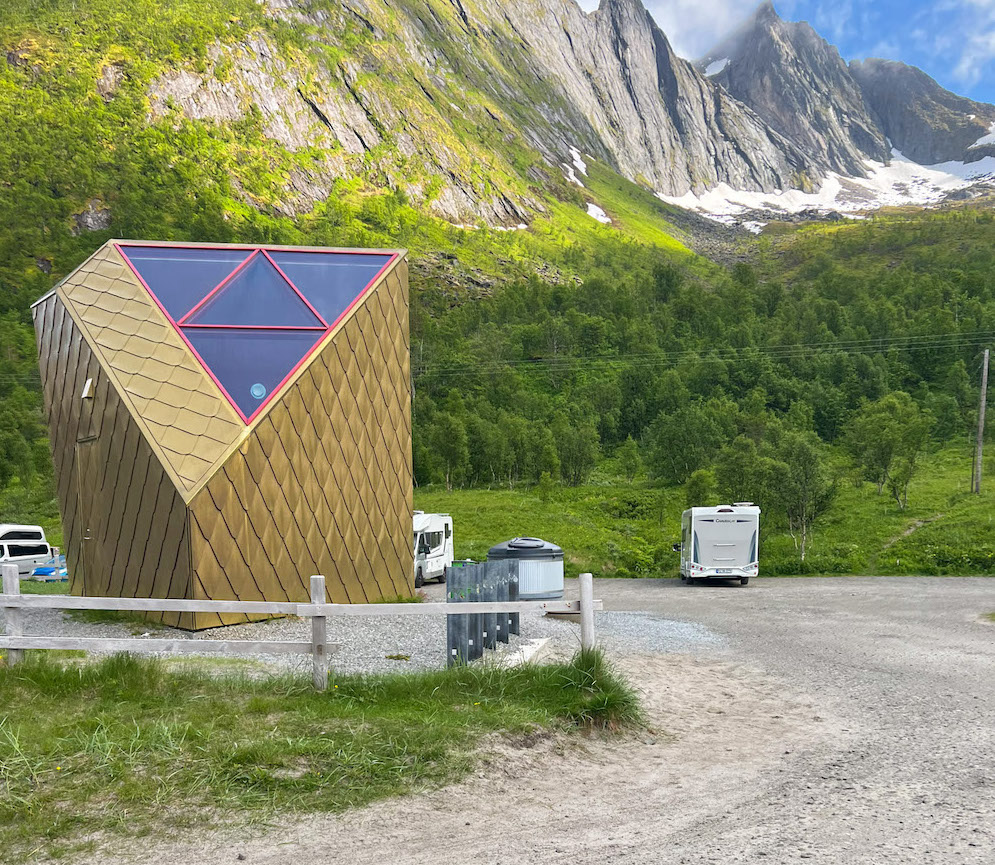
[188,261,413,628]
[34,242,411,631]
[57,244,243,500]
[32,292,194,628]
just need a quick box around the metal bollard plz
[482,561,498,651]
[508,564,521,636]
[447,565,469,666]
[495,563,510,644]
[468,563,483,661]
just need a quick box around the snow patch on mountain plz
[969,122,995,149]
[586,202,611,223]
[704,58,729,76]
[569,147,588,176]
[562,164,584,187]
[660,150,995,224]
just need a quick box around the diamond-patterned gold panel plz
[188,261,413,628]
[56,244,244,500]
[32,291,195,629]
[34,241,410,631]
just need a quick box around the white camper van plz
[0,524,53,577]
[413,511,454,587]
[678,504,760,585]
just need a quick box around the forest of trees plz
[411,211,994,526]
[3,208,994,544]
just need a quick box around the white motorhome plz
[0,524,53,577]
[678,504,760,585]
[413,511,454,587]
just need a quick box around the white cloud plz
[576,0,758,58]
[810,0,854,42]
[954,30,995,84]
[574,0,995,93]
[939,0,995,85]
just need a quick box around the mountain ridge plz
[695,0,890,177]
[850,57,995,165]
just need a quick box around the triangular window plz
[182,252,324,327]
[117,244,395,423]
[120,247,251,320]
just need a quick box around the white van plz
[413,511,454,588]
[0,524,53,577]
[677,504,760,585]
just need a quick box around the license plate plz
[715,569,732,574]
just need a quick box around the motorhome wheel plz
[415,568,424,588]
[740,577,749,586]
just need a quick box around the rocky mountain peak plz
[697,1,891,176]
[850,58,995,165]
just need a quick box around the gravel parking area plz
[65,575,995,865]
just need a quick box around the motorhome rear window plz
[6,543,48,557]
[0,529,42,541]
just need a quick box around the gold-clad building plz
[32,241,413,629]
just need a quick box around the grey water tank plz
[488,537,564,599]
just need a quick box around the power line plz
[413,331,995,380]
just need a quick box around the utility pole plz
[973,348,989,494]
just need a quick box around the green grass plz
[579,159,691,253]
[0,650,638,863]
[17,579,67,595]
[415,445,995,577]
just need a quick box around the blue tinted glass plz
[185,254,323,326]
[268,251,391,324]
[183,328,324,418]
[122,247,250,320]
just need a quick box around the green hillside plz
[1,1,995,576]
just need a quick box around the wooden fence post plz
[579,572,595,652]
[2,563,23,666]
[310,575,328,691]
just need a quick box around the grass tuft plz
[0,649,637,862]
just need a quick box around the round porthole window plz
[250,383,267,400]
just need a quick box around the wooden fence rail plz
[0,565,600,690]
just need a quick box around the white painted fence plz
[1,565,599,690]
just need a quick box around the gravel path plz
[4,588,550,675]
[65,575,995,865]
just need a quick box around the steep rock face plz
[474,0,816,194]
[850,58,995,164]
[147,0,818,227]
[697,1,890,176]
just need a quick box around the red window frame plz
[115,243,398,424]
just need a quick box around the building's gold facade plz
[33,240,413,629]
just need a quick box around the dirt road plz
[87,577,995,864]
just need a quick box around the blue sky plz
[577,0,995,104]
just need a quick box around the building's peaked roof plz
[55,240,404,503]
